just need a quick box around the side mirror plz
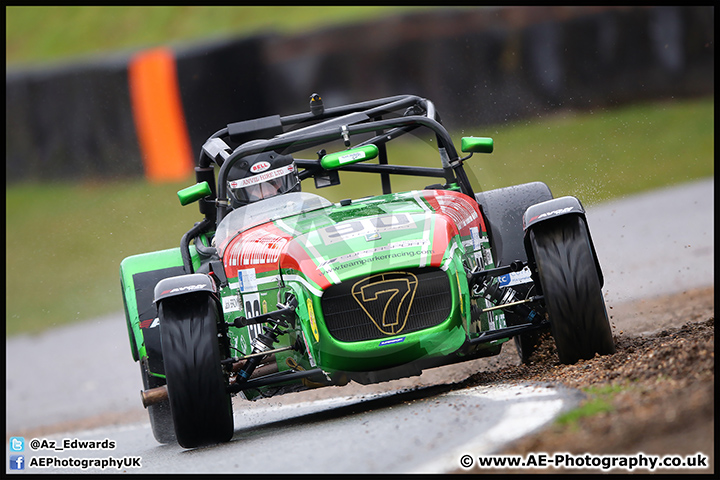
[461,137,494,154]
[320,144,379,170]
[177,181,212,206]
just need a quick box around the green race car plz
[120,94,615,448]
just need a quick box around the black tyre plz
[140,362,176,444]
[159,293,234,448]
[528,216,615,364]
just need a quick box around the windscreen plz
[214,192,333,255]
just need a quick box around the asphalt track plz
[5,178,713,473]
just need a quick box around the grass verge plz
[6,6,446,66]
[554,384,624,429]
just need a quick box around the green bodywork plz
[120,244,200,375]
[121,185,509,397]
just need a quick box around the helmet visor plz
[228,163,298,206]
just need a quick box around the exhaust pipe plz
[140,386,167,408]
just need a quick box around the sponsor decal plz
[225,229,290,269]
[456,271,464,316]
[228,164,295,189]
[222,295,241,313]
[250,160,271,173]
[365,231,382,241]
[238,268,258,293]
[379,336,405,346]
[307,298,320,342]
[470,227,482,250]
[432,193,478,230]
[337,150,367,164]
[529,206,574,223]
[483,248,493,268]
[497,310,507,329]
[486,298,497,330]
[140,317,160,329]
[351,272,418,336]
[423,189,486,235]
[161,283,207,295]
[318,213,415,245]
[317,240,432,272]
[498,266,533,287]
[301,330,317,367]
[242,292,264,343]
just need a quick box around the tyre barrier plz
[5,6,713,184]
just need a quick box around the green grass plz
[464,98,715,205]
[554,384,625,429]
[5,179,197,335]
[5,96,713,336]
[6,6,451,66]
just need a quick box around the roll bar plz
[180,94,476,272]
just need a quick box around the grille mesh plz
[321,268,452,342]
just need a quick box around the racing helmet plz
[227,151,300,208]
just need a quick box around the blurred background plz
[6,6,714,337]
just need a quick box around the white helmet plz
[227,152,300,208]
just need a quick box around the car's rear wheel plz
[528,216,615,364]
[159,293,234,448]
[508,316,546,364]
[140,362,176,444]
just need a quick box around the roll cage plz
[181,94,488,274]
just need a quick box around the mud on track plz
[455,286,714,474]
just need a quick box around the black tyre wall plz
[159,293,234,448]
[528,215,615,364]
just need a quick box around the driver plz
[227,151,300,208]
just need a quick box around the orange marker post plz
[129,48,194,182]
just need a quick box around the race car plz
[120,94,615,448]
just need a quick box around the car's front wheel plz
[528,215,615,364]
[159,293,234,448]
